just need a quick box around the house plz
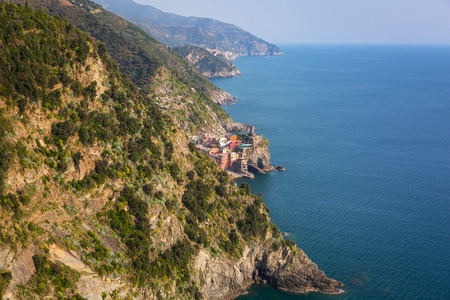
[229,140,242,150]
[218,153,230,169]
[209,147,220,155]
[230,152,238,162]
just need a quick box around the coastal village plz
[191,126,263,178]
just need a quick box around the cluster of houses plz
[191,127,260,174]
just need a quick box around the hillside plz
[92,0,283,60]
[0,3,342,299]
[174,46,241,78]
[11,0,235,134]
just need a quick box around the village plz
[191,126,262,178]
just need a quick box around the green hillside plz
[0,2,342,299]
[174,46,241,78]
[0,3,283,298]
[11,0,232,133]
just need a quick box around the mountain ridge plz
[93,0,283,59]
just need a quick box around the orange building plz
[218,153,230,169]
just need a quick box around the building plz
[218,153,230,170]
[209,147,220,155]
[230,140,242,150]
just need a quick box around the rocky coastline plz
[212,106,343,298]
[203,69,242,79]
[195,243,343,299]
[212,90,236,105]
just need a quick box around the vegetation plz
[174,45,240,77]
[0,2,92,111]
[27,254,84,299]
[0,111,12,196]
[0,3,291,299]
[94,0,283,58]
[0,270,12,298]
[12,0,231,133]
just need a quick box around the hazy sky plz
[134,0,450,44]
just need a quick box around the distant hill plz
[174,46,241,78]
[93,0,283,59]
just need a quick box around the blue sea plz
[211,44,450,300]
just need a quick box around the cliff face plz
[246,139,275,174]
[211,90,235,106]
[202,69,241,79]
[223,122,251,132]
[195,244,343,299]
[0,3,341,300]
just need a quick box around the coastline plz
[210,54,343,298]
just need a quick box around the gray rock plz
[195,244,343,299]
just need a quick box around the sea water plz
[210,44,450,300]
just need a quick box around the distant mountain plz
[174,46,242,78]
[93,0,283,59]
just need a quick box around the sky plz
[134,0,450,44]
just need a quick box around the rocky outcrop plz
[246,142,274,174]
[202,69,241,78]
[211,89,235,106]
[195,244,343,299]
[174,45,242,78]
[223,122,251,132]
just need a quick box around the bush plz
[143,183,153,196]
[1,193,22,218]
[0,270,12,297]
[31,254,81,298]
[239,182,251,195]
[182,179,213,222]
[51,119,74,144]
[237,200,269,239]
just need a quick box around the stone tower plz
[250,126,255,136]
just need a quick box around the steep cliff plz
[0,3,341,300]
[196,244,343,299]
[246,138,275,174]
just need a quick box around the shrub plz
[51,119,74,144]
[0,270,12,297]
[239,182,251,195]
[237,200,269,239]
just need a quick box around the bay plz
[211,44,450,299]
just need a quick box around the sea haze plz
[211,44,450,299]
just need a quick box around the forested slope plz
[0,3,342,299]
[11,0,233,133]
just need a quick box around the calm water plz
[211,44,450,300]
